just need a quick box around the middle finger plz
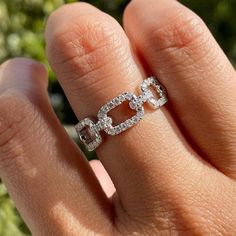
[124,0,236,177]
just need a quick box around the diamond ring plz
[75,76,168,151]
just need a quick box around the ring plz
[75,76,168,151]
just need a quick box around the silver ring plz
[75,76,168,151]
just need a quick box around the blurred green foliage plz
[0,184,30,236]
[0,0,235,235]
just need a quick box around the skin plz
[0,0,236,235]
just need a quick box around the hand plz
[0,0,236,235]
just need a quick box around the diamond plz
[75,118,102,152]
[129,90,153,110]
[141,76,168,109]
[97,92,144,136]
[94,117,113,131]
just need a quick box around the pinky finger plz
[90,160,116,198]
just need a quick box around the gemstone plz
[141,76,168,109]
[97,92,144,136]
[75,118,102,152]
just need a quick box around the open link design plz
[75,76,168,151]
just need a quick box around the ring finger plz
[45,2,209,227]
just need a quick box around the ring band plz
[75,76,168,151]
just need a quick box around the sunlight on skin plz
[50,202,90,235]
[90,160,116,198]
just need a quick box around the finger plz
[90,160,115,198]
[0,58,112,235]
[45,2,208,221]
[124,0,236,177]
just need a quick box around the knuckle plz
[147,8,207,52]
[48,13,126,86]
[0,90,36,172]
[123,0,142,19]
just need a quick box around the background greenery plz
[0,0,235,235]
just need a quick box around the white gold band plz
[75,76,168,151]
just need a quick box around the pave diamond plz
[75,118,102,151]
[93,117,112,132]
[129,90,153,110]
[75,76,168,151]
[141,76,168,109]
[97,92,144,135]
